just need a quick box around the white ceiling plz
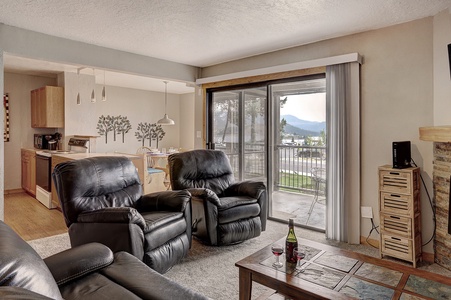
[1,0,450,93]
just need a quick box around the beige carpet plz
[27,220,451,300]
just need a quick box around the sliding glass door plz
[209,86,267,181]
[207,75,326,231]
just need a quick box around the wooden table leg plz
[239,268,252,300]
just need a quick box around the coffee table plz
[235,237,451,299]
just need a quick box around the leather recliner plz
[0,220,207,300]
[52,156,192,274]
[168,149,267,245]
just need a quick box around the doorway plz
[207,75,326,231]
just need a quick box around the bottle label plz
[285,241,298,263]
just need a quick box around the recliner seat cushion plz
[218,202,260,224]
[217,195,257,210]
[141,212,187,251]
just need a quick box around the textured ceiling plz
[1,0,450,92]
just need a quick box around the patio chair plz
[307,167,326,223]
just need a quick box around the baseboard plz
[4,188,26,195]
[360,235,379,248]
[422,251,434,263]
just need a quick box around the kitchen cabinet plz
[21,149,36,196]
[31,86,64,128]
[51,155,72,209]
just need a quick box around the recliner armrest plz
[188,188,221,207]
[44,243,114,285]
[136,190,191,212]
[223,180,266,199]
[76,207,146,229]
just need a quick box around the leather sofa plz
[52,156,192,273]
[0,220,207,300]
[168,149,267,245]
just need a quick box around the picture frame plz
[4,94,10,142]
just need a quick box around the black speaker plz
[392,141,411,169]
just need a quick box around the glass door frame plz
[206,74,326,227]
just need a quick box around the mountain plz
[282,115,326,134]
[284,123,318,136]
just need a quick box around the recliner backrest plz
[168,149,234,195]
[52,156,143,226]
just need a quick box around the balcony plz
[218,143,326,230]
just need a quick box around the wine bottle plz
[285,218,298,263]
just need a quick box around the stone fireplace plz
[419,126,451,271]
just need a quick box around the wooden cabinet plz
[21,149,36,196]
[378,165,422,267]
[31,86,64,128]
[51,155,73,209]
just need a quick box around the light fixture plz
[76,68,81,105]
[102,70,106,101]
[157,81,175,125]
[91,68,96,103]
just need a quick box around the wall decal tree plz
[117,116,132,143]
[97,115,114,143]
[153,124,166,148]
[135,122,152,146]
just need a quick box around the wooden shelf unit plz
[378,165,422,267]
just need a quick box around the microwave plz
[34,134,51,149]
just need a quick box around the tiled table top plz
[255,238,451,299]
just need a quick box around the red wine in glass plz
[271,244,284,268]
[293,247,305,272]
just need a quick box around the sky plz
[280,93,326,122]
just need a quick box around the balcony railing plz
[216,143,326,194]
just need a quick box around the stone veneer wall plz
[432,142,451,271]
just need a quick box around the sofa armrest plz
[100,251,209,300]
[76,207,146,229]
[44,243,114,285]
[0,287,55,300]
[223,180,266,199]
[136,190,191,212]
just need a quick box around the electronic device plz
[392,141,411,169]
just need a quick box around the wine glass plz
[293,247,305,273]
[271,244,284,268]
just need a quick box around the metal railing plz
[216,143,326,194]
[276,145,326,194]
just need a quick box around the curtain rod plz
[196,53,362,85]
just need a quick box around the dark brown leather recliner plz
[52,156,192,274]
[0,220,207,300]
[168,149,267,246]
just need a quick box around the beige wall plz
[3,73,58,190]
[201,17,436,254]
[3,71,192,191]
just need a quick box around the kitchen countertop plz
[52,152,141,160]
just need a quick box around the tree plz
[135,122,152,146]
[152,124,166,148]
[97,115,114,143]
[117,116,132,143]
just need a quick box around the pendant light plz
[76,69,81,105]
[102,70,106,101]
[91,68,96,103]
[157,81,175,125]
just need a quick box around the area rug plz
[27,220,451,300]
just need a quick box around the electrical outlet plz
[361,206,373,219]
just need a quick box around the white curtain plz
[325,62,360,243]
